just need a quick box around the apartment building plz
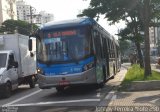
[36,11,54,25]
[16,0,30,22]
[149,27,156,48]
[16,0,54,25]
[0,0,17,25]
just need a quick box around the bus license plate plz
[58,80,70,86]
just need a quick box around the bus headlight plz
[83,62,94,71]
[37,68,44,74]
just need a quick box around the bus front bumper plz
[37,68,96,89]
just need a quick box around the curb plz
[125,80,160,91]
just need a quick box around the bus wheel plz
[97,82,104,88]
[110,65,116,79]
[56,86,64,92]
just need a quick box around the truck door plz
[7,53,18,90]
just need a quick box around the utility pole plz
[28,6,41,33]
[8,0,14,19]
[30,6,33,33]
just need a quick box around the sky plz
[25,0,126,39]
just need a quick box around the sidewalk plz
[151,63,160,72]
[104,64,160,111]
[107,90,160,107]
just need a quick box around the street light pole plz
[30,6,33,33]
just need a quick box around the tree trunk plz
[134,20,144,68]
[135,41,144,68]
[144,0,151,77]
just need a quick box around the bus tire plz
[29,76,35,88]
[110,75,115,79]
[56,86,64,92]
[3,82,12,98]
[110,64,116,79]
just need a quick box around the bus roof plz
[40,17,96,30]
[39,17,116,41]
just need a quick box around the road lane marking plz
[105,91,115,100]
[2,89,42,106]
[96,92,101,97]
[98,91,116,106]
[8,99,101,106]
[111,95,117,101]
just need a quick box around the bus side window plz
[93,32,103,59]
[103,37,108,59]
[107,39,111,58]
[110,42,113,58]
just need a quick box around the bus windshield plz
[0,53,7,68]
[37,27,91,63]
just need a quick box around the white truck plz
[0,33,36,98]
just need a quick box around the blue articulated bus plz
[28,17,121,92]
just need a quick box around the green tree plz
[119,39,131,56]
[0,19,38,35]
[78,0,160,77]
[118,21,144,68]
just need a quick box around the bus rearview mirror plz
[28,39,32,51]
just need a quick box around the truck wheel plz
[4,82,12,98]
[29,76,35,88]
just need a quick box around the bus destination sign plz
[47,30,77,38]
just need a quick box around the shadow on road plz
[0,85,34,100]
[39,84,114,103]
[115,92,132,99]
[13,106,96,112]
[44,85,101,97]
[133,94,160,106]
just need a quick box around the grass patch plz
[122,64,160,84]
[118,64,160,91]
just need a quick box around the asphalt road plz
[0,64,129,112]
[0,85,113,112]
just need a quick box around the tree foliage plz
[78,0,160,25]
[119,39,131,56]
[0,19,38,35]
[78,0,160,76]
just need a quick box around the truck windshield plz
[0,53,7,68]
[37,27,91,63]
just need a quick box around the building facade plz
[149,27,156,48]
[0,0,17,25]
[35,11,54,25]
[16,0,54,25]
[16,0,30,22]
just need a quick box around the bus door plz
[92,31,104,83]
[107,39,114,77]
[102,38,110,80]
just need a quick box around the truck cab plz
[0,34,36,98]
[0,50,19,97]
